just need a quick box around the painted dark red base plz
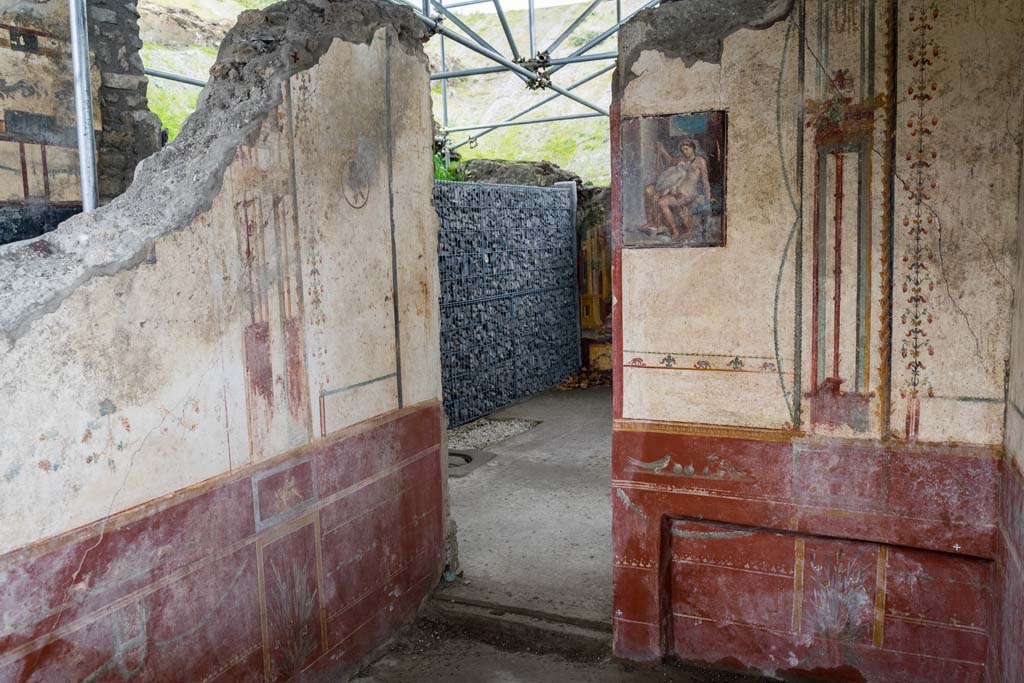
[0,402,444,683]
[611,423,1001,681]
[989,458,1024,683]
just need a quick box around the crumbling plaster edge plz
[0,0,429,350]
[614,0,795,98]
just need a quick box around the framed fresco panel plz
[620,111,727,248]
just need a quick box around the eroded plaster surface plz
[0,0,438,554]
[0,0,426,347]
[617,0,794,88]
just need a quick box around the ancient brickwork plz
[89,0,162,201]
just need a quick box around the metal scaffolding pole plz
[430,0,502,57]
[69,0,97,211]
[416,11,609,116]
[144,67,207,88]
[528,0,536,56]
[440,35,449,128]
[546,0,603,56]
[451,63,614,150]
[444,111,603,133]
[491,0,520,60]
[547,0,660,77]
[431,51,616,80]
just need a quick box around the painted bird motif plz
[627,454,672,473]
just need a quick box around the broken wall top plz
[0,0,428,349]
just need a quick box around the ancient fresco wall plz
[0,2,443,680]
[995,110,1024,683]
[611,0,1022,680]
[0,0,160,245]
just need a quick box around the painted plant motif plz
[805,549,872,663]
[268,558,319,680]
[626,453,754,483]
[899,2,940,439]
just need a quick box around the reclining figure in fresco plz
[641,138,713,239]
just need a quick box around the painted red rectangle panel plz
[887,446,998,529]
[243,320,273,403]
[314,405,440,499]
[667,517,989,682]
[0,403,443,683]
[0,475,255,653]
[614,430,792,500]
[882,615,987,665]
[259,521,324,682]
[884,546,989,632]
[254,456,317,528]
[284,317,310,421]
[791,439,888,509]
[142,547,262,683]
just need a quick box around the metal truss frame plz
[133,0,662,166]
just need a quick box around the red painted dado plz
[0,401,445,683]
[990,458,1024,682]
[611,422,1001,680]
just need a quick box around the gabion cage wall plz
[434,181,580,426]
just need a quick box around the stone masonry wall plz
[90,0,162,201]
[0,0,160,246]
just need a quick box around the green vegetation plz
[141,0,640,182]
[141,44,217,142]
[434,154,466,181]
[146,81,199,141]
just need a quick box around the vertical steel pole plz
[528,0,536,56]
[616,0,621,23]
[440,33,450,168]
[69,0,97,211]
[422,0,430,16]
[440,35,449,128]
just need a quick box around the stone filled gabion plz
[435,181,580,425]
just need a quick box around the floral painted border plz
[898,1,941,438]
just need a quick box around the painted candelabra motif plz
[899,1,940,440]
[620,111,727,248]
[806,66,885,434]
[230,100,312,462]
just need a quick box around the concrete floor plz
[442,386,613,625]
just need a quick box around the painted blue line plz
[773,18,798,423]
[1012,400,1024,420]
[321,373,397,398]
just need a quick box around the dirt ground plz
[353,620,773,683]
